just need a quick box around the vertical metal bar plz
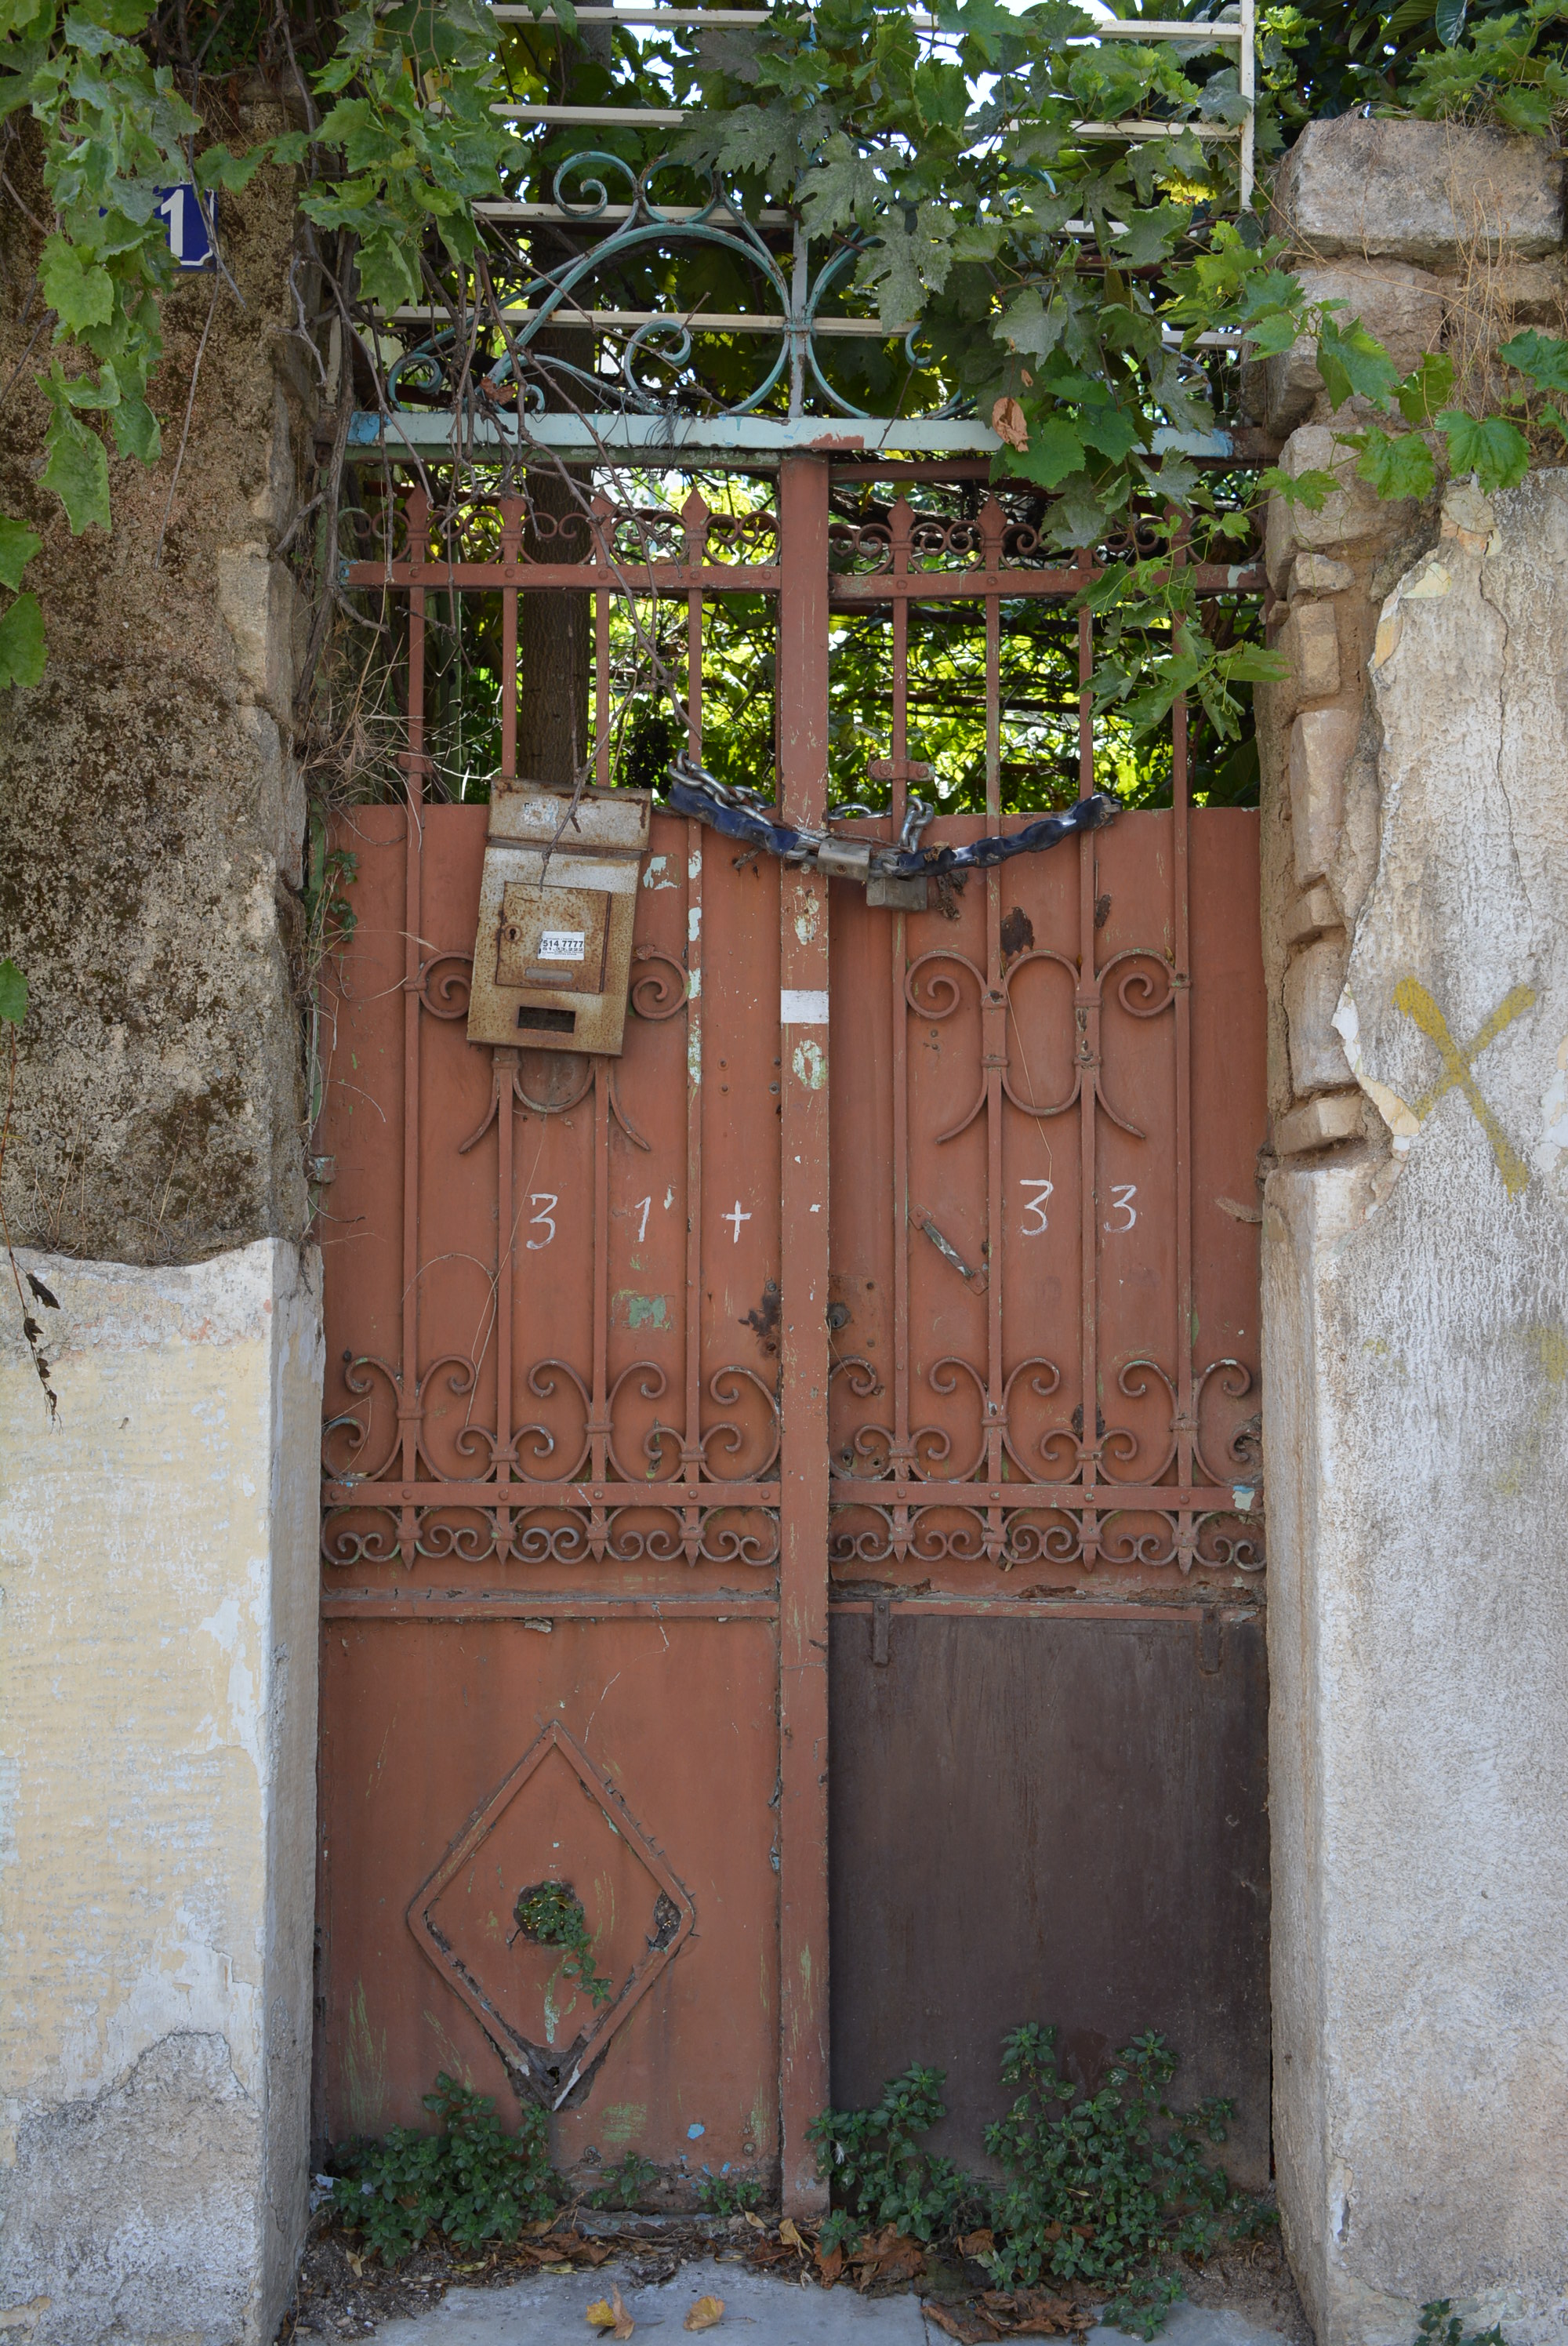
[397,488,430,1567]
[595,583,611,789]
[495,1045,516,1551]
[1172,688,1196,1571]
[1075,551,1100,1571]
[1239,0,1256,208]
[982,569,1006,1563]
[590,1059,612,1544]
[889,497,913,1549]
[500,496,521,786]
[789,222,808,419]
[776,452,831,2218]
[890,501,910,833]
[682,510,707,1562]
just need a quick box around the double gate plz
[313,456,1270,2206]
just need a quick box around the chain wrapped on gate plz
[662,755,1120,899]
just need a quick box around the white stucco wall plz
[0,1240,325,2346]
[1265,472,1568,2346]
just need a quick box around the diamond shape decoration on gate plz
[407,1721,695,2108]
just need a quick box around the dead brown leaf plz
[816,2243,845,2289]
[777,2218,805,2252]
[921,2304,1002,2344]
[586,2286,635,2339]
[959,2232,996,2261]
[991,395,1029,452]
[684,2297,725,2332]
[851,2225,927,2288]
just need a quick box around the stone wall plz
[1259,121,1568,2346]
[0,106,315,1267]
[0,102,327,2346]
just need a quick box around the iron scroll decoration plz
[662,755,1122,886]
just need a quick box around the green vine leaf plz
[1316,314,1401,410]
[0,957,29,1023]
[42,390,110,534]
[194,142,266,192]
[0,592,45,688]
[0,516,42,590]
[1436,409,1531,494]
[39,234,114,332]
[1003,412,1084,489]
[1341,426,1438,501]
[1497,327,1568,394]
[799,130,890,238]
[111,389,158,461]
[1394,350,1455,425]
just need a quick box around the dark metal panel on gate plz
[828,1610,1271,2188]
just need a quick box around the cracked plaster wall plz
[0,1240,325,2346]
[1261,449,1568,2346]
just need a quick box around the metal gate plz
[313,455,1269,2210]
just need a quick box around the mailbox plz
[467,783,652,1055]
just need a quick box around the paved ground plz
[368,2265,1298,2346]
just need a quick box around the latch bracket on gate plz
[466,783,652,1056]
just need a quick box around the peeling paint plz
[792,1039,827,1091]
[1334,990,1420,1154]
[612,1291,672,1331]
[642,855,677,892]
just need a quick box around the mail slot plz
[467,783,651,1055]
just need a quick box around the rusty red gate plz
[313,456,1269,2209]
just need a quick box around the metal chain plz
[664,754,1120,890]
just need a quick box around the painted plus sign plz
[724,1200,752,1244]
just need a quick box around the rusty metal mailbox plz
[466,783,652,1055]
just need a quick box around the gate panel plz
[314,467,1269,2202]
[827,1612,1270,2184]
[320,1615,781,2169]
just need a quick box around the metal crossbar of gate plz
[314,455,1270,2210]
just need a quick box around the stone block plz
[0,1240,325,2346]
[1283,881,1341,948]
[1486,253,1568,324]
[1281,599,1341,701]
[1261,260,1446,436]
[1270,117,1563,267]
[1273,1089,1363,1154]
[1284,935,1354,1094]
[1291,554,1355,594]
[1265,426,1414,594]
[1289,705,1361,888]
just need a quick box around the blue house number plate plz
[157,184,216,271]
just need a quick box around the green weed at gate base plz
[330,2074,558,2264]
[812,2025,1276,2337]
[695,2167,764,2217]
